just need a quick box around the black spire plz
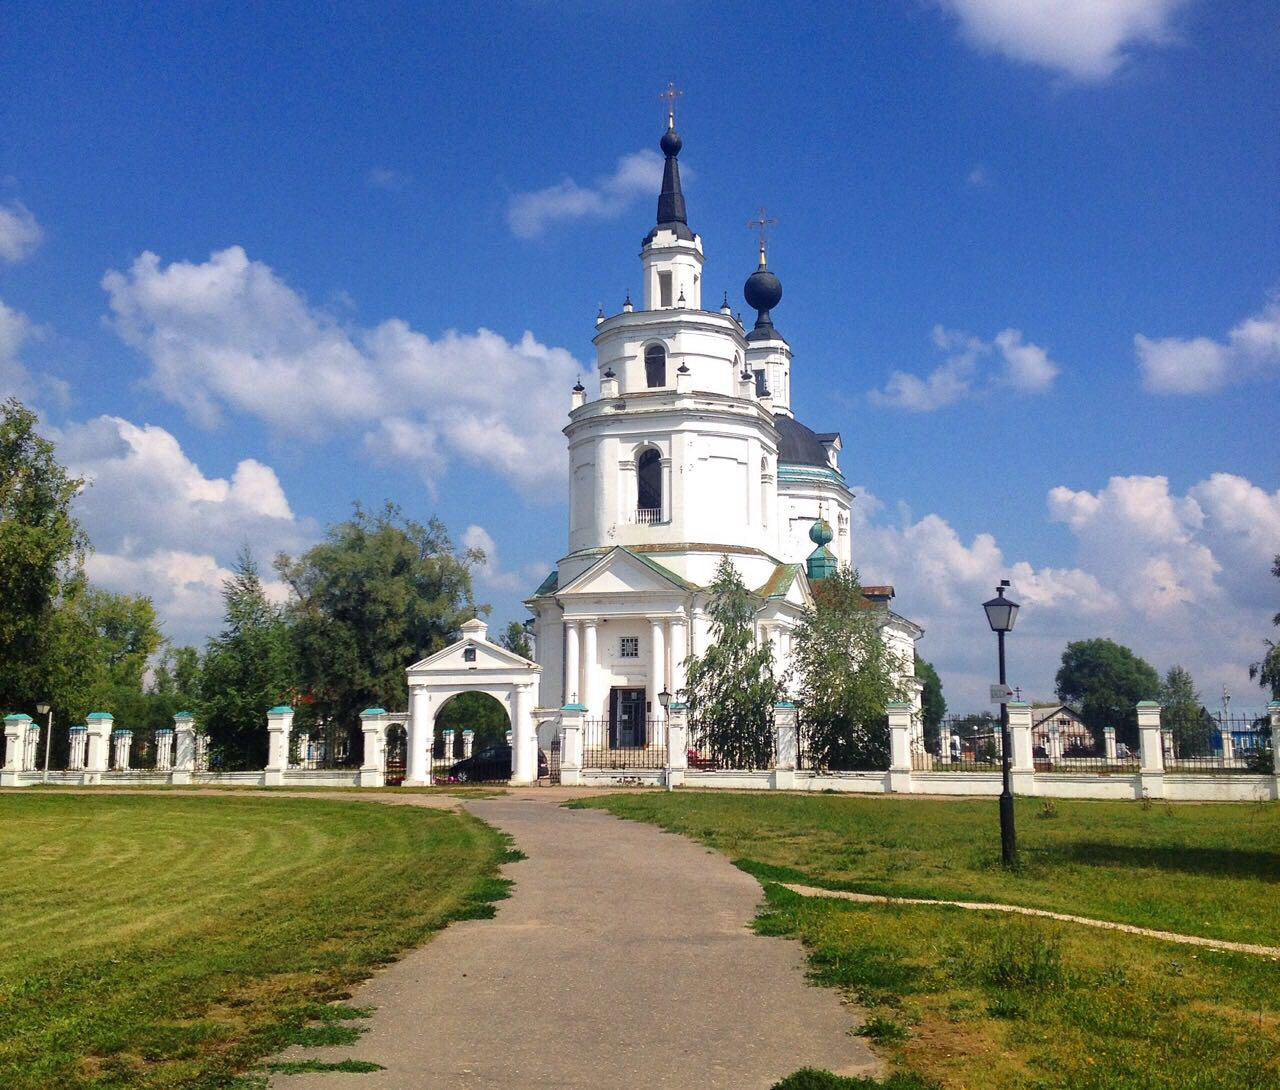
[644,84,695,246]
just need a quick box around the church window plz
[463,647,477,662]
[619,636,639,658]
[637,448,662,517]
[645,345,666,388]
[754,369,767,397]
[658,272,673,307]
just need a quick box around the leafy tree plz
[276,503,483,751]
[790,567,903,771]
[436,691,509,752]
[1249,554,1280,700]
[1160,664,1214,757]
[0,398,87,717]
[200,549,296,769]
[683,557,781,769]
[1055,638,1160,749]
[500,620,533,661]
[915,654,946,751]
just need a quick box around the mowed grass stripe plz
[0,794,509,1089]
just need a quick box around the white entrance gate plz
[404,619,542,785]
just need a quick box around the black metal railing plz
[920,716,1005,772]
[291,724,361,770]
[582,719,668,770]
[1164,713,1272,773]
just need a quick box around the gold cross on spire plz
[660,81,683,129]
[747,207,778,265]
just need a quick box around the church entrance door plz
[609,688,647,748]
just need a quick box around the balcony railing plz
[635,507,666,525]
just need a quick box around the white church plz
[516,103,923,752]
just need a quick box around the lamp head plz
[658,688,671,710]
[982,580,1020,633]
[36,702,50,715]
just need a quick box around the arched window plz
[637,449,662,521]
[645,345,666,388]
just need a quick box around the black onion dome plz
[775,414,839,469]
[744,267,782,313]
[643,121,695,246]
[660,128,682,157]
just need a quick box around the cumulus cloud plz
[935,0,1191,81]
[0,299,36,400]
[869,324,1059,410]
[56,415,312,645]
[507,149,663,239]
[0,201,42,263]
[853,471,1279,709]
[102,246,588,494]
[461,524,547,593]
[1136,298,1280,394]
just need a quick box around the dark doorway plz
[609,687,647,748]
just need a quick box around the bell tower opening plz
[637,448,662,522]
[645,344,667,388]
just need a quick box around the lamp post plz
[36,702,52,784]
[658,687,672,792]
[982,581,1020,868]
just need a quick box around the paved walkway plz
[271,793,878,1089]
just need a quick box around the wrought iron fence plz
[384,724,407,786]
[582,718,668,770]
[1030,716,1139,773]
[1163,713,1272,773]
[918,715,1005,772]
[290,723,361,771]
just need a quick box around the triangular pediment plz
[407,627,539,676]
[558,547,696,598]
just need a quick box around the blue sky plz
[2,1,1277,710]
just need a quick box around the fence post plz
[1103,725,1117,762]
[359,708,386,787]
[1219,725,1234,767]
[1137,701,1164,799]
[1007,702,1035,794]
[886,702,912,793]
[940,720,955,766]
[1270,702,1280,782]
[84,713,112,784]
[462,729,475,759]
[773,701,798,790]
[1,714,31,784]
[442,729,456,765]
[560,704,584,785]
[264,705,293,786]
[668,703,688,788]
[154,727,174,772]
[171,713,196,783]
[112,729,133,771]
[68,724,87,772]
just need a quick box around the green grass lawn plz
[575,792,1280,1090]
[0,794,510,1089]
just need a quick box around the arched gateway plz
[403,618,542,785]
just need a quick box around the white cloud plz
[853,471,1279,709]
[935,0,1191,81]
[462,524,549,594]
[0,299,36,400]
[56,415,312,645]
[0,201,42,263]
[367,167,411,191]
[102,246,589,494]
[507,149,663,239]
[1136,298,1280,394]
[869,324,1059,410]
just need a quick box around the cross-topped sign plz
[660,81,683,126]
[747,207,778,249]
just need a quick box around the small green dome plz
[809,517,833,546]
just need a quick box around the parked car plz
[444,744,548,783]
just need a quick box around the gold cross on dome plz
[660,81,683,127]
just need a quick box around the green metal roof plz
[755,562,801,599]
[530,569,559,597]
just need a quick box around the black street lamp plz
[658,688,673,793]
[36,702,52,784]
[983,580,1020,867]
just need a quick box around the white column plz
[172,713,197,782]
[560,706,583,785]
[155,729,174,771]
[85,713,112,780]
[511,684,537,783]
[581,619,598,717]
[2,715,30,772]
[1137,700,1165,798]
[564,621,581,706]
[462,729,475,759]
[407,687,431,785]
[1104,725,1117,762]
[359,709,385,787]
[264,706,293,785]
[649,618,667,723]
[669,614,688,696]
[1007,703,1034,772]
[887,702,912,793]
[1219,728,1235,767]
[68,726,87,771]
[443,729,455,762]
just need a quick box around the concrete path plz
[272,794,878,1089]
